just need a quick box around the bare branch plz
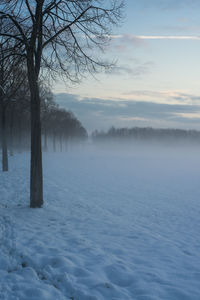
[42,5,93,49]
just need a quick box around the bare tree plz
[0,0,124,207]
[40,84,57,151]
[0,39,26,171]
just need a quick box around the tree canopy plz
[0,0,124,81]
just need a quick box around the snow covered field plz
[1,144,200,300]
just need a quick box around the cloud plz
[110,34,200,53]
[105,61,154,77]
[110,34,147,51]
[138,35,200,40]
[118,116,151,122]
[105,65,136,76]
[122,90,200,104]
[54,92,200,131]
[112,34,200,42]
[173,112,200,120]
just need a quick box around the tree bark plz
[1,104,8,172]
[59,134,62,152]
[9,106,14,156]
[18,115,22,153]
[53,132,56,152]
[28,60,43,208]
[65,138,68,152]
[44,128,47,152]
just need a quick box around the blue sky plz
[53,0,200,132]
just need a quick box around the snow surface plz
[1,144,200,299]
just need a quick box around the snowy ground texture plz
[1,144,200,300]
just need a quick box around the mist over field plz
[2,0,200,299]
[1,141,200,299]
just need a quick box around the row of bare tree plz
[0,78,88,170]
[0,0,124,208]
[0,65,87,164]
[41,93,88,153]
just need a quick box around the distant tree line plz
[92,126,200,144]
[0,81,88,170]
[40,88,88,153]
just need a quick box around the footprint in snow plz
[104,264,134,287]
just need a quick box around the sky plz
[53,0,200,133]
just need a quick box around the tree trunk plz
[60,134,62,152]
[53,132,56,152]
[65,138,68,152]
[18,115,22,153]
[44,128,47,152]
[1,105,8,171]
[9,106,14,156]
[28,66,43,208]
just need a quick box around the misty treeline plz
[0,81,88,159]
[92,127,200,144]
[41,91,88,153]
[0,39,87,173]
